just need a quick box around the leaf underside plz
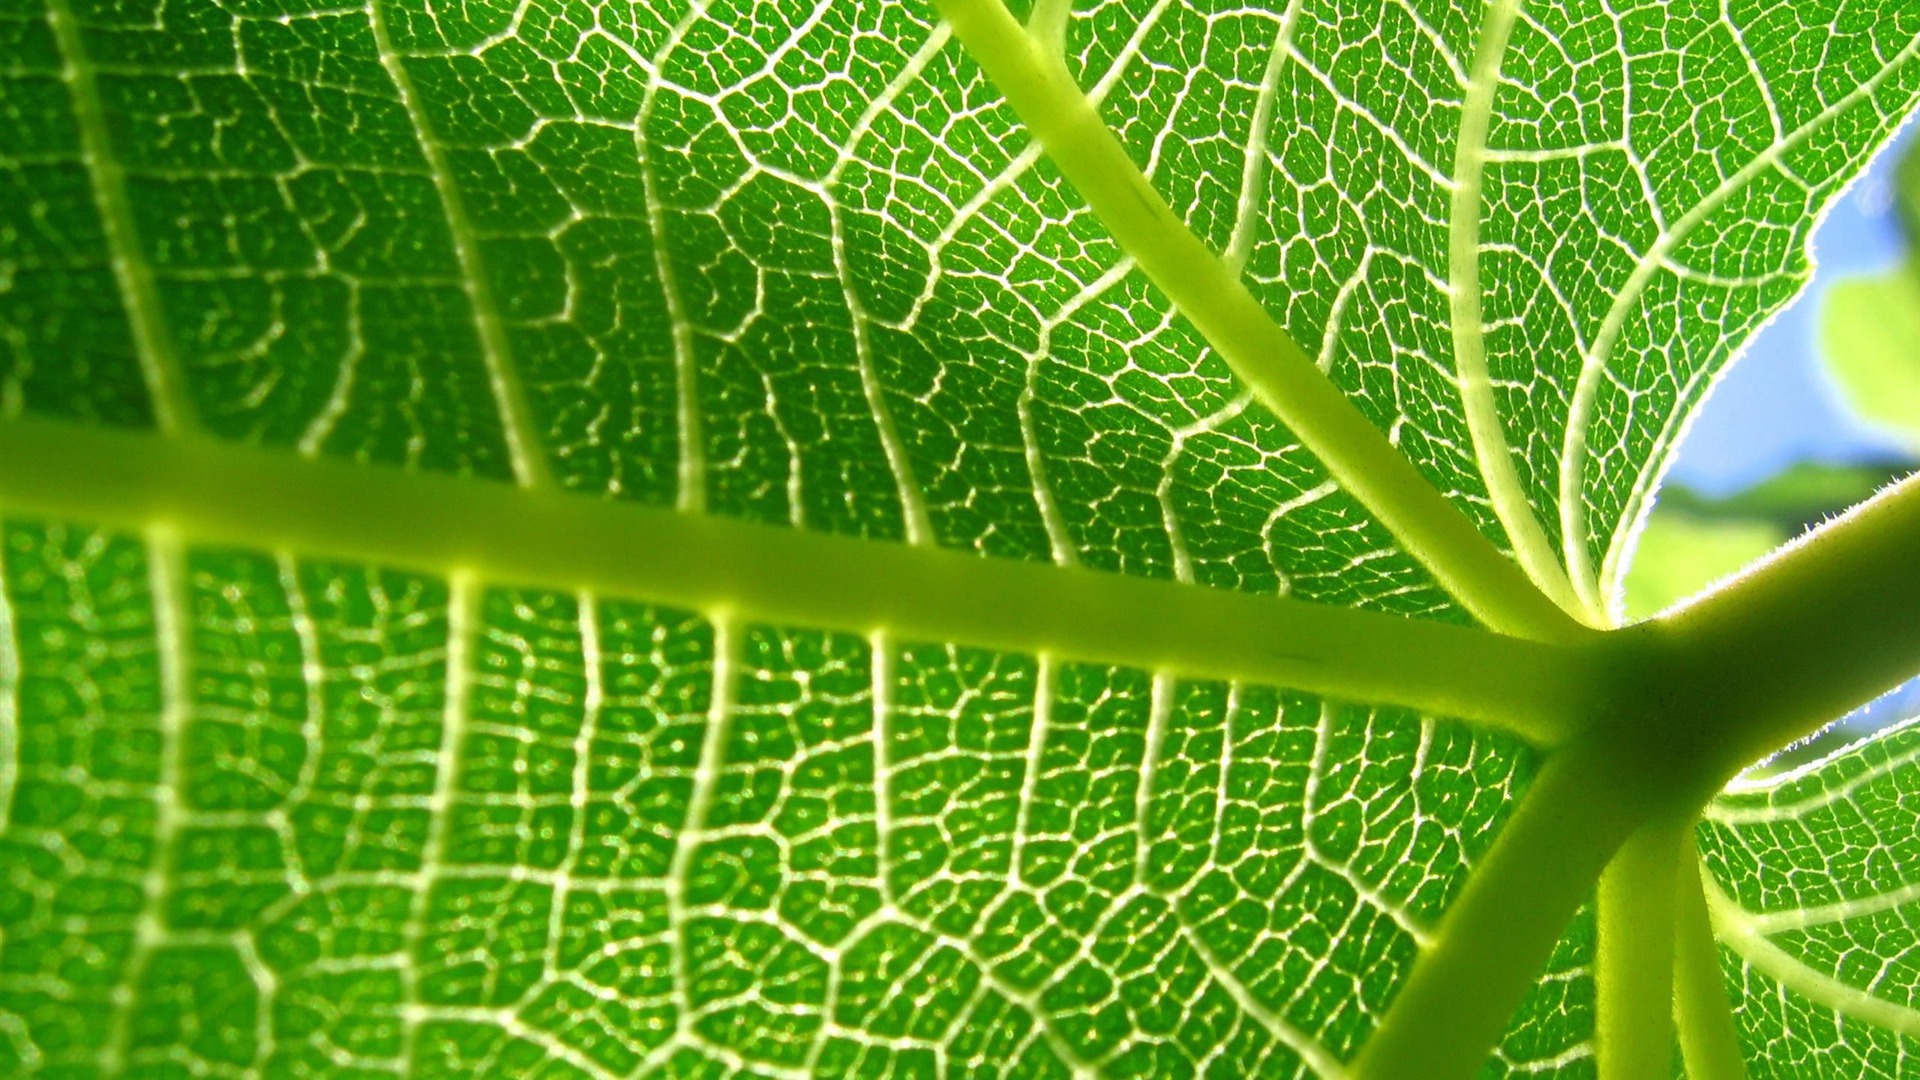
[2,0,1920,1075]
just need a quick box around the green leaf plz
[1700,716,1920,1076]
[3,0,1920,1076]
[0,519,1539,1076]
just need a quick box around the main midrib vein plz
[0,415,1587,744]
[1447,0,1593,622]
[933,0,1586,647]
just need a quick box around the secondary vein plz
[1223,0,1305,274]
[367,0,551,489]
[43,0,194,434]
[1447,0,1595,622]
[101,531,190,1075]
[1707,873,1920,1038]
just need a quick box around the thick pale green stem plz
[1674,855,1748,1080]
[1448,0,1594,620]
[1352,739,1652,1080]
[1648,471,1920,779]
[0,416,1589,742]
[1595,814,1687,1080]
[933,0,1588,645]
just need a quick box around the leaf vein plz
[1710,876,1920,1039]
[42,0,193,433]
[398,571,477,1075]
[1448,0,1593,620]
[1571,32,1920,602]
[366,0,550,488]
[100,531,190,1075]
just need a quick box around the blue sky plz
[1665,124,1918,495]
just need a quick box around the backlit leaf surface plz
[3,0,1920,1074]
